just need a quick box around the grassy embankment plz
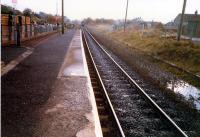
[112,31,200,74]
[88,24,200,88]
[92,25,200,76]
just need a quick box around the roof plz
[165,22,176,26]
[175,14,200,22]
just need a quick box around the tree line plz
[1,4,70,25]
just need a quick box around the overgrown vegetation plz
[88,23,200,88]
[106,29,200,76]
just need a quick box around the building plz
[174,11,200,38]
[141,21,163,29]
[164,21,177,31]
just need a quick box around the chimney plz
[195,10,198,15]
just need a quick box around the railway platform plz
[1,29,102,137]
[55,30,103,137]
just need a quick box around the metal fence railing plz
[1,24,57,46]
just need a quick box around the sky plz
[1,0,200,23]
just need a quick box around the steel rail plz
[83,28,188,137]
[82,29,126,137]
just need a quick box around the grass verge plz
[88,25,200,88]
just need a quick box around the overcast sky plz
[1,0,200,23]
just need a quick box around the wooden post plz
[124,0,129,32]
[177,0,187,41]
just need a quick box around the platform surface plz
[1,29,102,137]
[55,30,103,137]
[58,31,86,77]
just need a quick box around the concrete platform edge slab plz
[76,30,103,137]
[57,30,103,137]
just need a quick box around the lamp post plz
[177,0,187,41]
[12,0,17,45]
[62,0,64,34]
[124,0,129,32]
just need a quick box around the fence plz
[1,14,57,46]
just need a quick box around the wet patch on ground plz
[36,77,93,137]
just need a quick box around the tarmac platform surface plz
[1,29,102,137]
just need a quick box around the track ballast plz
[82,28,191,137]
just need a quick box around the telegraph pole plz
[62,0,64,34]
[124,0,129,32]
[56,1,58,23]
[177,0,187,41]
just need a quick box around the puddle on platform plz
[64,63,84,76]
[167,80,200,110]
[62,46,85,76]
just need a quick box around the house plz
[164,21,177,30]
[141,21,163,30]
[174,11,200,38]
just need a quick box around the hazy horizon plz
[1,0,200,23]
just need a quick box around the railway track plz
[82,32,125,137]
[82,28,193,137]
